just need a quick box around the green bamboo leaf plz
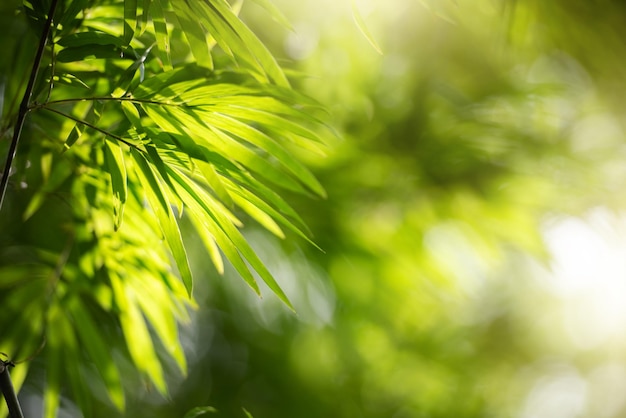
[124,0,138,45]
[69,299,125,410]
[182,0,237,60]
[131,148,193,295]
[167,166,292,307]
[53,73,91,90]
[151,0,172,70]
[141,104,305,193]
[188,213,224,274]
[109,272,167,394]
[57,0,90,36]
[237,173,312,235]
[220,217,294,309]
[184,406,218,418]
[204,0,289,86]
[63,100,104,151]
[227,182,319,249]
[166,167,260,294]
[150,105,308,194]
[63,329,92,417]
[196,159,234,207]
[57,44,125,62]
[137,0,152,35]
[232,193,284,238]
[130,268,187,373]
[248,0,293,30]
[145,145,185,214]
[202,112,326,197]
[63,124,83,153]
[121,100,142,127]
[351,0,383,55]
[103,139,128,230]
[23,159,72,220]
[174,0,214,69]
[57,32,123,48]
[44,307,64,418]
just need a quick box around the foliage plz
[106,1,626,417]
[4,0,626,417]
[0,0,330,416]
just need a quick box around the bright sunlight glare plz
[542,207,626,350]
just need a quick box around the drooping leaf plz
[174,0,214,69]
[123,0,138,45]
[109,271,167,394]
[103,139,128,230]
[69,299,125,410]
[151,0,172,70]
[131,148,193,295]
[248,0,293,30]
[56,44,125,63]
[351,0,383,55]
[57,31,123,48]
[184,406,218,418]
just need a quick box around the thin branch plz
[0,0,60,210]
[30,96,184,110]
[41,106,144,151]
[0,362,24,418]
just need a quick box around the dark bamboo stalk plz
[0,0,59,210]
[0,362,24,418]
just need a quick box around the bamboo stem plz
[0,362,24,418]
[0,0,60,210]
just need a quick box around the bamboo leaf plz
[196,159,234,207]
[166,167,260,294]
[184,406,218,418]
[232,193,284,238]
[167,166,292,307]
[174,0,214,69]
[248,0,293,30]
[44,307,64,418]
[69,299,125,410]
[110,272,167,394]
[205,0,289,86]
[151,0,172,70]
[129,266,187,373]
[202,111,326,197]
[57,32,123,48]
[138,0,152,35]
[188,213,224,274]
[351,0,383,55]
[124,0,138,45]
[57,44,125,62]
[131,148,193,295]
[103,139,128,230]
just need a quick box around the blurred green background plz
[16,0,626,417]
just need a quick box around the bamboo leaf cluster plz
[0,0,330,416]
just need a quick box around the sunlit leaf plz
[103,139,128,230]
[69,299,125,410]
[131,148,193,295]
[151,0,172,70]
[351,0,383,55]
[173,0,214,69]
[248,0,293,30]
[123,0,137,45]
[184,406,218,418]
[57,32,123,48]
[56,44,125,63]
[110,271,167,394]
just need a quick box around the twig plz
[0,361,24,418]
[40,106,144,150]
[0,0,60,210]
